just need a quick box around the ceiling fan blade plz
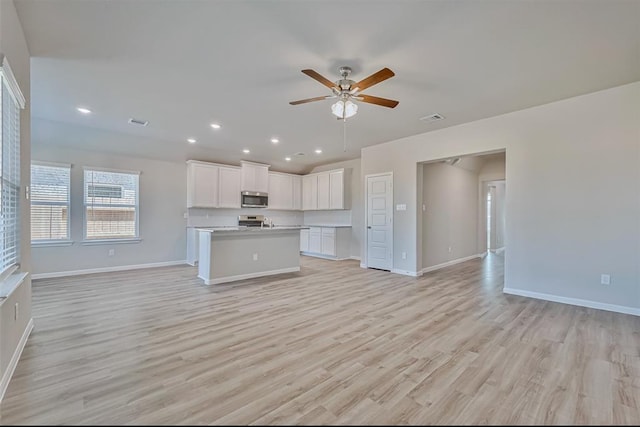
[352,67,395,92]
[289,95,331,105]
[301,69,338,90]
[358,94,399,108]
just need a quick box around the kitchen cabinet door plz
[218,166,241,208]
[321,233,336,256]
[309,230,322,253]
[302,174,317,210]
[300,229,309,252]
[241,161,270,193]
[317,172,330,210]
[268,172,293,210]
[187,162,218,208]
[292,175,302,210]
[329,169,345,209]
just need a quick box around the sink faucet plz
[263,217,274,228]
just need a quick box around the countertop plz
[197,226,309,233]
[303,224,352,228]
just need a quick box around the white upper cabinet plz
[218,166,241,208]
[329,169,345,209]
[268,172,293,210]
[302,174,317,210]
[292,175,302,211]
[187,161,218,208]
[301,168,349,211]
[241,161,269,193]
[317,172,330,210]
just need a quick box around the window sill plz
[32,240,74,248]
[81,238,142,246]
[0,271,28,303]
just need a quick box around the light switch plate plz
[396,204,407,211]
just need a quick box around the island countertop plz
[197,226,309,234]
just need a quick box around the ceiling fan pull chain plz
[343,118,347,152]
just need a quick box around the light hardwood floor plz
[1,254,639,425]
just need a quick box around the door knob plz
[367,226,372,229]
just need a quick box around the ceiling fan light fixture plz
[331,99,358,119]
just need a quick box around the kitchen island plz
[197,226,307,285]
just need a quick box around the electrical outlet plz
[253,253,258,261]
[600,274,610,285]
[402,252,407,259]
[448,246,452,253]
[183,212,188,219]
[108,249,115,256]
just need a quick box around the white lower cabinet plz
[308,227,322,253]
[300,226,351,260]
[300,229,309,252]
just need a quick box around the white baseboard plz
[421,253,484,274]
[495,247,505,254]
[0,318,33,402]
[300,252,351,261]
[32,260,188,280]
[349,256,361,261]
[200,266,301,285]
[360,263,367,269]
[503,288,640,317]
[391,268,422,277]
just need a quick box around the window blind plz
[84,169,139,239]
[31,163,71,241]
[0,73,21,274]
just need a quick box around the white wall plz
[362,82,640,311]
[31,136,188,275]
[422,162,479,268]
[305,158,362,259]
[0,0,32,394]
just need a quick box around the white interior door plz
[366,173,393,270]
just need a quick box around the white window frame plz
[82,166,141,245]
[0,55,25,282]
[30,161,73,247]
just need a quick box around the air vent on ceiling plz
[420,113,445,122]
[128,118,149,127]
[294,152,305,156]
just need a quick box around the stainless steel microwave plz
[241,191,268,208]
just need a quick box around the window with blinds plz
[0,66,22,275]
[31,163,71,242]
[84,169,139,240]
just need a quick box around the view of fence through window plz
[31,164,70,240]
[84,169,139,239]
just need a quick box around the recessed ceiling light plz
[315,149,322,154]
[76,107,92,114]
[187,138,196,144]
[210,123,221,129]
[243,149,250,154]
[285,157,291,161]
[271,138,279,144]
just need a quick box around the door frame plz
[363,172,393,270]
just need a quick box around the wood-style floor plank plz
[1,253,639,425]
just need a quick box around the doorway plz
[483,180,505,253]
[365,173,393,271]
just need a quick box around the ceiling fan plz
[289,66,399,120]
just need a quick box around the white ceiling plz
[15,0,640,173]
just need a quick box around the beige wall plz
[31,132,189,276]
[362,82,640,310]
[0,0,32,389]
[422,162,480,268]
